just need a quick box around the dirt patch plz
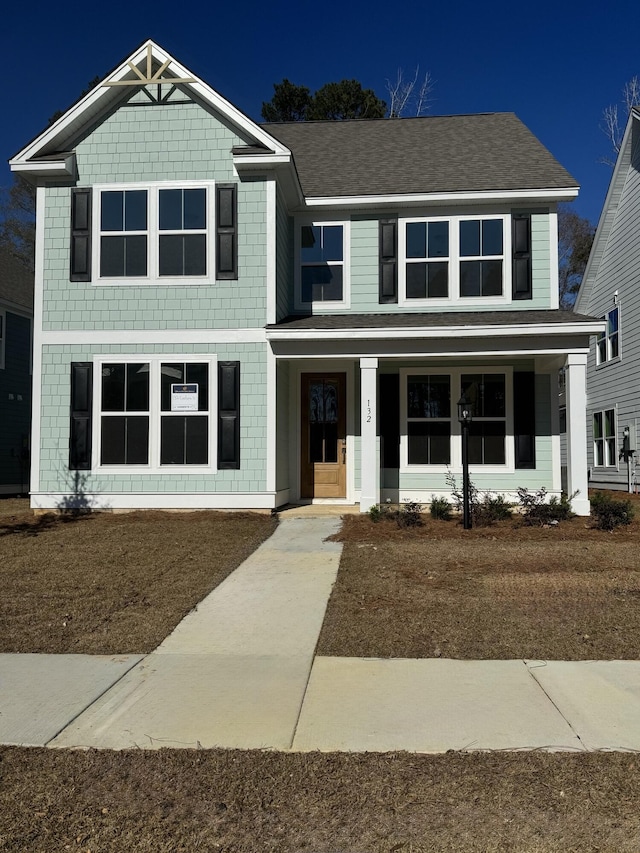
[0,500,276,654]
[317,509,640,659]
[1,747,639,852]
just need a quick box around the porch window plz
[407,375,451,464]
[461,373,506,464]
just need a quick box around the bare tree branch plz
[601,77,640,164]
[386,66,434,118]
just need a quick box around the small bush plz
[396,500,424,528]
[430,496,452,521]
[368,503,391,523]
[517,487,575,526]
[590,491,635,531]
[474,494,512,526]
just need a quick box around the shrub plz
[517,487,575,526]
[368,503,391,523]
[445,469,511,527]
[430,496,452,521]
[590,491,635,531]
[396,500,424,528]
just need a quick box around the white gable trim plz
[10,40,291,173]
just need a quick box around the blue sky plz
[3,0,637,224]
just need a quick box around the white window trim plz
[92,180,216,287]
[92,354,217,472]
[400,366,514,474]
[294,217,351,311]
[398,213,511,307]
[596,305,620,366]
[593,407,618,469]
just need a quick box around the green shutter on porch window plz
[69,362,93,470]
[218,361,240,469]
[512,214,532,300]
[70,188,92,282]
[379,218,398,303]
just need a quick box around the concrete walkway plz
[2,515,640,752]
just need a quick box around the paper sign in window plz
[171,384,198,412]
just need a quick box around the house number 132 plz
[366,400,372,423]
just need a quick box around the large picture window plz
[402,369,511,470]
[297,220,349,307]
[98,358,213,468]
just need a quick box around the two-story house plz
[575,107,640,492]
[10,40,601,514]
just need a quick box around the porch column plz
[360,357,379,512]
[565,353,590,516]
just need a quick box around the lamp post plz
[458,395,473,530]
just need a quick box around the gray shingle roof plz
[267,310,598,331]
[262,113,578,198]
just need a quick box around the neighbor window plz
[596,307,619,364]
[593,409,616,467]
[298,221,348,305]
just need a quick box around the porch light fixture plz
[457,395,474,530]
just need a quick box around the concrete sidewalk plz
[2,515,640,753]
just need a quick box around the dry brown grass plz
[2,747,640,852]
[318,501,640,660]
[0,499,276,654]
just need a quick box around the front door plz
[301,373,347,499]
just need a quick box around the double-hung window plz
[401,215,508,304]
[98,358,213,468]
[297,221,349,308]
[459,219,504,297]
[596,307,619,364]
[593,409,616,467]
[407,375,451,464]
[95,183,213,283]
[402,369,511,470]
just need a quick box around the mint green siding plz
[37,343,267,496]
[313,208,553,315]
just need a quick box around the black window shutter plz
[70,188,92,282]
[514,371,536,469]
[379,374,400,469]
[379,219,398,303]
[216,184,237,280]
[512,214,532,300]
[218,361,240,469]
[69,362,93,470]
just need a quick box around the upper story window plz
[98,185,209,282]
[296,220,350,308]
[70,181,237,286]
[400,215,509,305]
[596,306,619,364]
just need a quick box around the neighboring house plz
[10,40,602,514]
[0,248,33,494]
[575,107,640,492]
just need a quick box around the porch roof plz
[267,309,602,336]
